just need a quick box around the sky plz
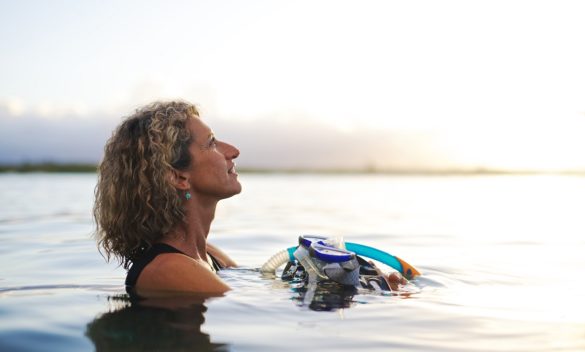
[1,0,584,171]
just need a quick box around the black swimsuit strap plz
[125,243,185,288]
[208,252,222,272]
[125,243,223,288]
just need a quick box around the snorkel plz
[261,235,421,281]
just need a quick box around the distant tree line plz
[1,162,582,175]
[0,162,98,173]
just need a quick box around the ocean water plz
[0,173,584,351]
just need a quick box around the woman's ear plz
[169,168,190,190]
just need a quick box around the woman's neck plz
[162,197,218,261]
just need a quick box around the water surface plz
[0,173,584,351]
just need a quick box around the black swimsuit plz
[125,243,222,290]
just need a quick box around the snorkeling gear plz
[261,235,421,292]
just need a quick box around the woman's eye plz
[210,138,217,147]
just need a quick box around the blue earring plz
[185,191,192,200]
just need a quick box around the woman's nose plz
[222,142,240,160]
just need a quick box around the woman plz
[94,100,240,297]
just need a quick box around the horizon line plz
[1,162,584,176]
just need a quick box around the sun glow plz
[435,113,585,171]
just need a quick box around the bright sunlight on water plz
[0,173,584,351]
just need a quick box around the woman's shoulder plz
[136,252,230,296]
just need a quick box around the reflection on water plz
[86,295,228,352]
[290,281,357,311]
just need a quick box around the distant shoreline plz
[1,162,584,176]
[0,163,98,173]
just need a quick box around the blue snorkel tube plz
[345,243,420,280]
[261,235,421,280]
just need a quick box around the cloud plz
[3,103,585,172]
[0,107,116,164]
[0,106,450,170]
[210,115,451,170]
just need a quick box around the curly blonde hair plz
[94,100,199,269]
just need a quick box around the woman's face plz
[184,117,241,200]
